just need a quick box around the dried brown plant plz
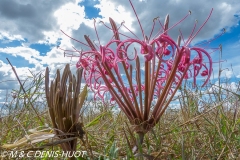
[45,64,87,153]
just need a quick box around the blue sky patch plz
[78,0,102,19]
[29,43,52,56]
[55,38,62,47]
[210,20,240,47]
[0,39,24,48]
[0,52,35,68]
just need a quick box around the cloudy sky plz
[0,0,240,104]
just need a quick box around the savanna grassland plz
[1,64,240,160]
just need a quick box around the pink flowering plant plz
[61,0,223,146]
